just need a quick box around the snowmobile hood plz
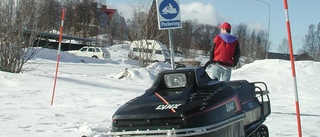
[112,67,224,117]
[113,83,193,117]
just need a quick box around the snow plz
[1,45,320,137]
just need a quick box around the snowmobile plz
[109,62,271,137]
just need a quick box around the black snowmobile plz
[109,62,271,137]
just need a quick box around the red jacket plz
[210,33,240,67]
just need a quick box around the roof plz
[131,40,167,49]
[268,52,314,61]
[101,5,116,20]
[24,30,95,42]
[268,52,292,60]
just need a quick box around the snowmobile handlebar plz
[203,61,213,70]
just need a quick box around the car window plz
[80,48,87,52]
[95,48,101,52]
[133,48,138,52]
[88,48,95,52]
[143,49,153,53]
[155,50,162,54]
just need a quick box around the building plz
[97,4,129,41]
[268,52,313,61]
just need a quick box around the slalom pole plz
[283,1,302,136]
[51,8,66,105]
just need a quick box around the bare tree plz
[74,0,98,38]
[277,38,289,54]
[64,0,78,36]
[190,20,204,56]
[172,20,194,56]
[39,0,62,31]
[126,0,167,67]
[247,30,257,62]
[63,0,99,39]
[0,0,50,73]
[303,24,319,61]
[192,23,216,56]
[256,30,268,59]
[233,23,269,63]
[316,23,320,61]
[233,23,250,63]
[127,0,152,40]
[127,11,146,41]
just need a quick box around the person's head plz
[219,22,231,33]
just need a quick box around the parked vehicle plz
[68,46,110,59]
[128,40,170,62]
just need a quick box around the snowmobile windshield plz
[196,67,212,86]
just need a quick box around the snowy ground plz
[1,45,320,137]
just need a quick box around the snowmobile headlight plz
[164,73,187,88]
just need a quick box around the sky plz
[1,44,320,137]
[105,0,320,54]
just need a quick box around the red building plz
[97,4,129,41]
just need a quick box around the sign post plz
[156,0,182,69]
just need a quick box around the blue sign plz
[159,0,179,19]
[156,0,182,30]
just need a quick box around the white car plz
[68,46,110,59]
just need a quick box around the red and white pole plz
[283,1,302,136]
[51,8,66,105]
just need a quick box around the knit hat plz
[219,22,231,30]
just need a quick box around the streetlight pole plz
[253,0,270,59]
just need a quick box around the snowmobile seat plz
[206,79,223,86]
[226,80,256,102]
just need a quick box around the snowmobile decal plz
[185,95,241,119]
[225,96,242,113]
[226,101,236,112]
[200,95,241,114]
[154,92,178,113]
[155,104,182,110]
